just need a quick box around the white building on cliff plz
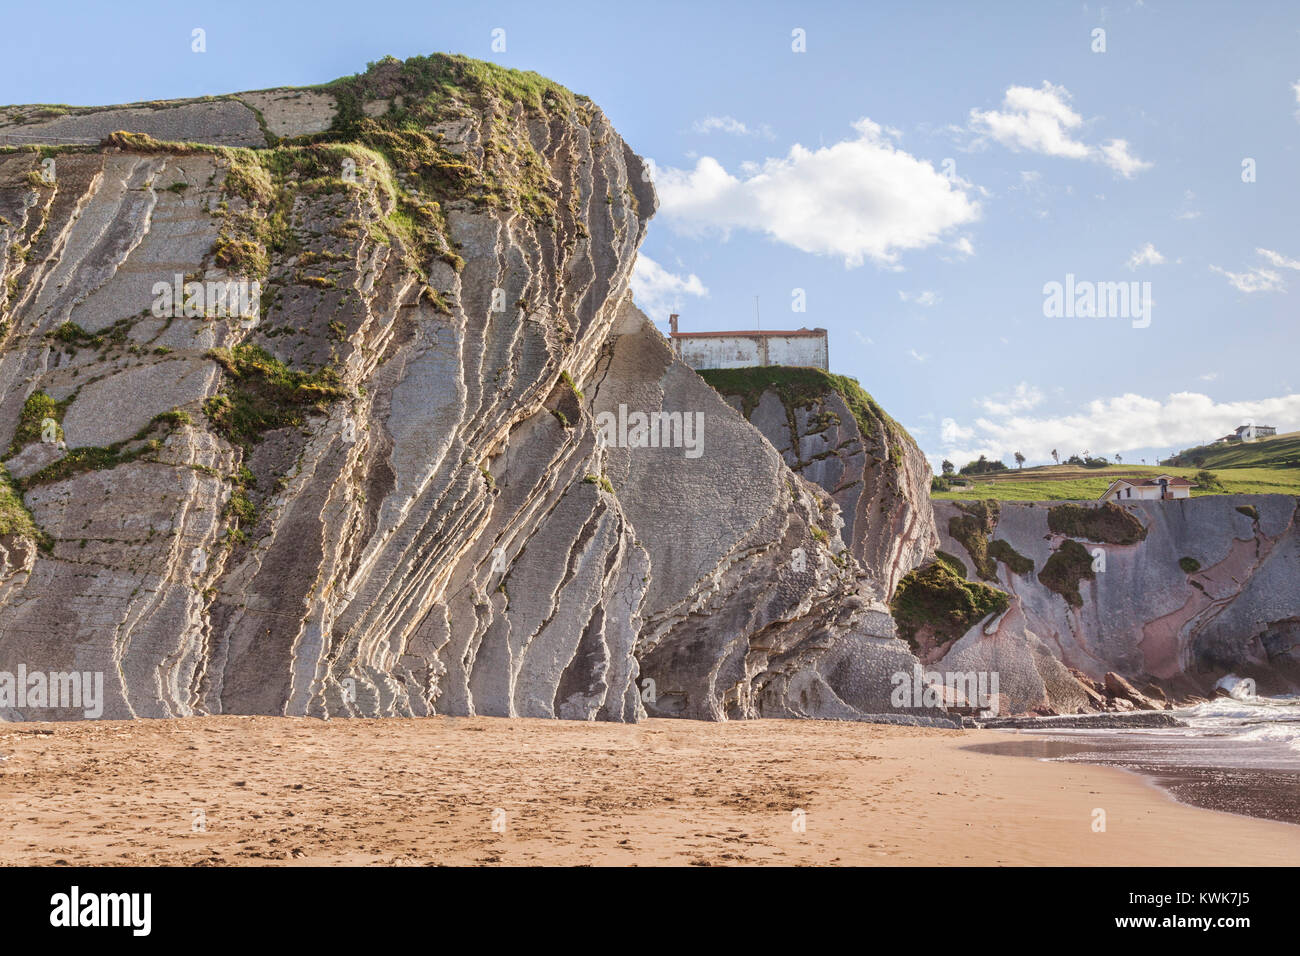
[1099,475,1194,502]
[667,313,829,371]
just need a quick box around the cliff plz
[928,495,1300,712]
[697,367,937,599]
[0,55,928,722]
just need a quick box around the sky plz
[3,0,1298,469]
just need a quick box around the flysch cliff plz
[696,367,937,601]
[0,55,937,722]
[929,496,1300,713]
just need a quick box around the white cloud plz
[968,82,1152,177]
[1126,242,1165,270]
[1096,139,1154,178]
[899,290,941,306]
[1200,372,1219,382]
[936,389,1300,467]
[979,381,1044,415]
[655,119,981,268]
[908,349,930,363]
[692,115,774,139]
[1258,247,1300,270]
[1210,248,1300,294]
[1293,80,1300,120]
[1211,265,1284,294]
[970,82,1090,159]
[630,254,708,320]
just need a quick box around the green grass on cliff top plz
[932,462,1300,500]
[696,366,918,457]
[1161,431,1300,470]
[318,54,582,125]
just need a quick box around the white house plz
[1235,424,1277,441]
[1099,475,1194,502]
[667,314,829,371]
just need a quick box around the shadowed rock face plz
[0,56,931,722]
[703,371,936,599]
[931,496,1300,711]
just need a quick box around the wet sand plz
[968,736,1300,827]
[1,715,1297,866]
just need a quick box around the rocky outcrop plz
[930,495,1300,713]
[0,55,933,723]
[697,367,936,599]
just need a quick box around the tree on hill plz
[1051,449,1059,465]
[959,454,1009,476]
[1014,451,1025,469]
[1195,469,1223,491]
[941,459,954,476]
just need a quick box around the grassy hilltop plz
[934,432,1300,501]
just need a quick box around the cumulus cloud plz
[630,254,708,320]
[899,290,941,306]
[968,82,1152,177]
[1126,242,1165,270]
[1210,248,1300,293]
[936,389,1300,467]
[655,119,981,268]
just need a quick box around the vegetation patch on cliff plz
[19,411,191,490]
[696,366,917,466]
[1037,539,1095,608]
[204,345,348,451]
[988,539,1034,576]
[891,559,1009,651]
[1047,501,1147,545]
[948,499,1000,581]
[7,390,68,456]
[0,465,44,545]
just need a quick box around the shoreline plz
[967,734,1300,828]
[2,715,1297,866]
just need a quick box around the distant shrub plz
[959,455,1008,476]
[1178,556,1201,574]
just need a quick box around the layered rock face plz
[929,496,1300,712]
[0,56,928,722]
[700,369,936,600]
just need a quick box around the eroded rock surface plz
[0,55,933,723]
[930,496,1300,712]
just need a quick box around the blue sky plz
[4,0,1298,468]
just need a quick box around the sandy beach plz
[0,716,1296,866]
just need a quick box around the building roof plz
[669,327,827,339]
[1101,475,1195,496]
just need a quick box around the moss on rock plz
[891,559,1009,651]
